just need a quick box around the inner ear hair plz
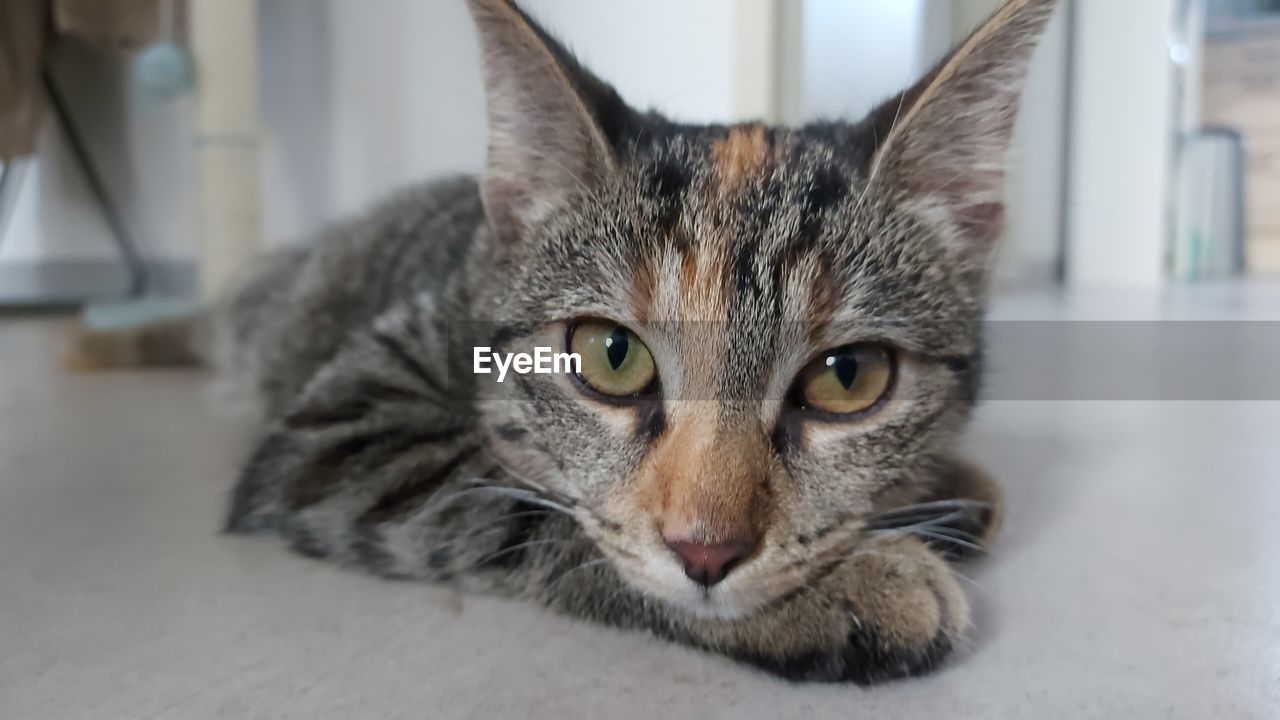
[875,0,1056,163]
[861,0,1058,245]
[466,0,624,242]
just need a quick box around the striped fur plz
[225,0,1057,683]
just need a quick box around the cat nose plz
[663,536,759,587]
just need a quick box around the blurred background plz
[0,0,1276,302]
[4,5,1280,717]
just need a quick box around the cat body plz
[222,0,1056,683]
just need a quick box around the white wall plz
[795,0,1070,286]
[953,0,1072,285]
[11,0,1163,294]
[1066,0,1177,287]
[0,44,196,264]
[0,0,759,268]
[793,0,952,121]
[256,0,333,247]
[521,0,739,122]
[261,0,746,246]
[257,0,1075,289]
[258,0,482,244]
[950,0,1180,288]
[260,0,1082,287]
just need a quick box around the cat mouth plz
[664,575,802,621]
[593,543,799,621]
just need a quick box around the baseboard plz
[0,260,197,306]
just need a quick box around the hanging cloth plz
[0,0,162,161]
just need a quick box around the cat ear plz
[864,0,1058,248]
[466,0,635,242]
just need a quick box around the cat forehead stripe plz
[712,125,773,191]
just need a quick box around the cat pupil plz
[828,354,859,390]
[604,327,629,370]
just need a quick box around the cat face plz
[466,0,1051,618]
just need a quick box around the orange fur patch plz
[712,124,772,192]
[671,243,730,322]
[680,246,700,290]
[642,405,771,544]
[629,256,657,324]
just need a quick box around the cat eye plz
[568,320,657,399]
[792,344,896,417]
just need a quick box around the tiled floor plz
[2,288,1278,719]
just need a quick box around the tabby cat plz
[221,0,1056,684]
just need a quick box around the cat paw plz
[737,536,967,684]
[833,535,968,683]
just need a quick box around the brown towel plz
[0,0,160,160]
[54,0,160,52]
[0,0,48,161]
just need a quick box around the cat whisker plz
[423,482,515,509]
[473,537,580,568]
[802,509,989,578]
[464,484,578,516]
[884,520,987,545]
[803,494,991,561]
[946,566,991,595]
[545,557,612,593]
[873,498,994,514]
[485,452,580,505]
[884,527,988,554]
[427,481,576,518]
[850,547,993,597]
[866,519,977,541]
[864,509,972,533]
[445,508,556,545]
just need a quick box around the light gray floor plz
[2,289,1278,719]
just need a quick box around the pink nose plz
[663,537,758,587]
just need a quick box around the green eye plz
[794,344,895,416]
[569,320,657,398]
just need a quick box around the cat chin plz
[595,545,787,621]
[618,568,776,621]
[668,594,759,622]
[660,580,796,622]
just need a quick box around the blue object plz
[133,42,194,101]
[83,299,204,331]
